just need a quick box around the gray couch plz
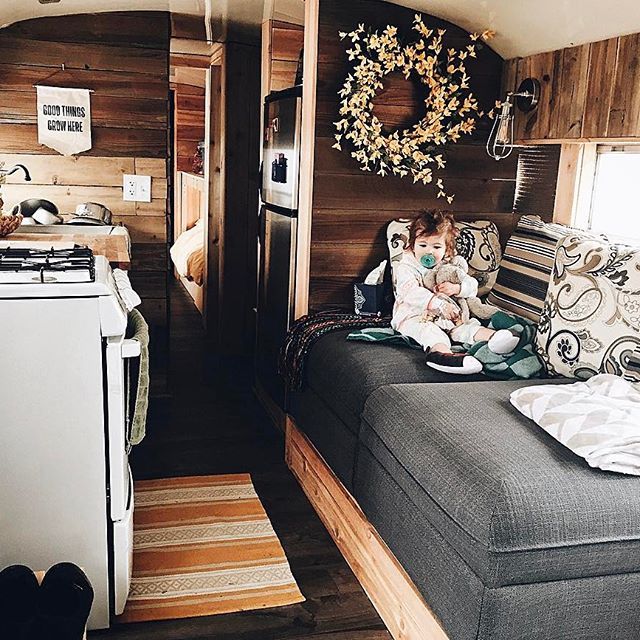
[288,330,640,640]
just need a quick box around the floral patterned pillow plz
[625,346,640,382]
[386,218,502,296]
[624,344,640,382]
[535,234,640,379]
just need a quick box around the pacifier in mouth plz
[420,253,437,269]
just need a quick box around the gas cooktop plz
[0,246,95,283]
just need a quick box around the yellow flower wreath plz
[334,16,495,202]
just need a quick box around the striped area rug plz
[116,474,304,623]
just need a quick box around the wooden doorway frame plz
[203,44,224,338]
[204,41,261,354]
[293,0,319,319]
[169,44,210,323]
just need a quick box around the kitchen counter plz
[2,227,131,269]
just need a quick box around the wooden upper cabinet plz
[553,45,590,139]
[582,38,619,138]
[264,20,304,93]
[507,32,640,142]
[608,33,640,138]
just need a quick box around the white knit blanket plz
[510,374,640,476]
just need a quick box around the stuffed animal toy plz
[421,255,499,326]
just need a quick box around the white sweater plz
[391,251,478,331]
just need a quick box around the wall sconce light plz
[486,78,540,160]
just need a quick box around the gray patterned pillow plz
[535,234,640,379]
[386,218,502,296]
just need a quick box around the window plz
[512,145,561,217]
[578,145,640,242]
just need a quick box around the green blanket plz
[347,311,543,380]
[126,309,150,446]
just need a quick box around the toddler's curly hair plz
[407,209,458,258]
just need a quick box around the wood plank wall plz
[173,83,205,173]
[265,20,304,93]
[504,32,640,141]
[0,12,170,392]
[170,22,209,177]
[309,0,518,311]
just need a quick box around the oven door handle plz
[122,338,141,359]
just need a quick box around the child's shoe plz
[426,351,483,375]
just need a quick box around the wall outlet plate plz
[123,174,137,202]
[123,174,152,202]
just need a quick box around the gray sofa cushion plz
[359,380,640,586]
[354,445,640,640]
[288,386,358,492]
[476,571,640,640]
[305,329,485,434]
[355,445,485,640]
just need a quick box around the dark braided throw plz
[279,310,391,391]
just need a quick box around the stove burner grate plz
[0,246,95,283]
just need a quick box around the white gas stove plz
[0,247,137,630]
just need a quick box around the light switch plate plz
[136,175,152,203]
[122,174,152,202]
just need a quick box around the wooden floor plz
[91,280,390,640]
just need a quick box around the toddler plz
[392,210,519,374]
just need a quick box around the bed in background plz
[171,171,205,313]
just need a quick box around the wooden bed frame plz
[173,170,205,314]
[285,416,449,640]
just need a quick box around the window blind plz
[512,145,561,217]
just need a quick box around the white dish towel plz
[112,268,141,312]
[510,374,640,476]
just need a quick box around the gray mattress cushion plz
[360,380,640,586]
[355,445,640,640]
[355,445,485,640]
[288,387,358,492]
[304,329,485,434]
[476,571,640,640]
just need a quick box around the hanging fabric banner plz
[36,86,92,156]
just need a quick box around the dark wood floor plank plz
[89,280,388,640]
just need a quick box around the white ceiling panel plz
[0,1,204,29]
[2,0,640,59]
[388,0,640,58]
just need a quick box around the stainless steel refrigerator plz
[256,85,302,409]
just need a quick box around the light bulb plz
[496,114,512,145]
[486,99,515,160]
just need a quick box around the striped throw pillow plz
[487,216,599,322]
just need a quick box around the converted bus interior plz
[1,0,640,638]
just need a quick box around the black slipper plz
[28,563,94,640]
[426,351,483,375]
[0,564,39,639]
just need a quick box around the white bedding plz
[510,374,640,475]
[170,219,204,284]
